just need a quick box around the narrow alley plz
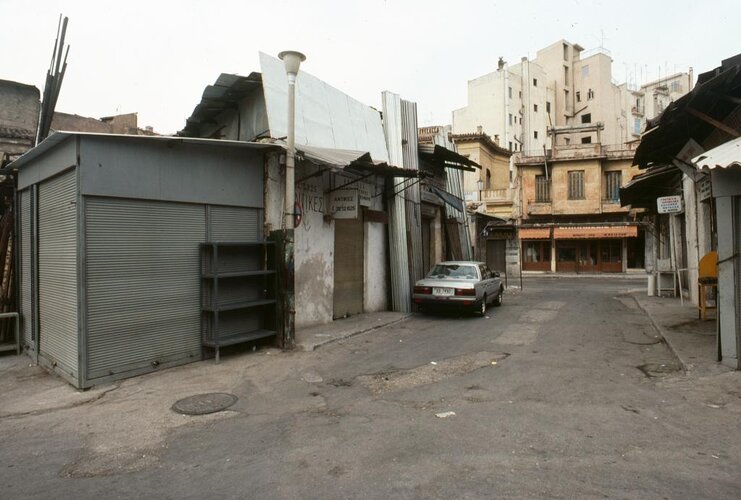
[1,277,738,498]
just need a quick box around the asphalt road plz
[2,277,740,498]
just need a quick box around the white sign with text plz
[330,189,359,219]
[657,195,683,214]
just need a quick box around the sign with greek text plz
[330,189,358,219]
[358,182,373,207]
[657,195,683,214]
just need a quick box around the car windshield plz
[426,264,478,280]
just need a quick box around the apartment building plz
[516,139,642,273]
[452,128,514,218]
[453,40,691,151]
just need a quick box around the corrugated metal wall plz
[382,91,411,312]
[38,170,78,378]
[400,99,425,283]
[84,197,205,381]
[209,205,260,241]
[19,189,33,350]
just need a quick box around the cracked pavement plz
[1,277,740,498]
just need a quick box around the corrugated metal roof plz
[692,137,741,170]
[179,72,263,137]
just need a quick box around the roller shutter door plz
[19,189,34,350]
[85,197,205,380]
[38,170,78,378]
[209,205,260,241]
[333,213,364,318]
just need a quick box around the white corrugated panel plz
[85,198,205,380]
[693,137,741,170]
[38,170,78,377]
[19,189,33,349]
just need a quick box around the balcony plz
[481,188,511,202]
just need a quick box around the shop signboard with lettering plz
[657,195,683,214]
[330,189,359,219]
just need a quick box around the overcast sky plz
[2,0,738,135]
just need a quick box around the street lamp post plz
[278,50,306,230]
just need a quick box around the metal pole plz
[285,74,296,229]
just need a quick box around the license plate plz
[433,287,453,296]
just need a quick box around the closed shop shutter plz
[19,189,33,350]
[85,197,205,380]
[209,206,260,242]
[333,213,364,318]
[38,170,78,377]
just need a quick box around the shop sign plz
[358,182,373,207]
[657,195,683,214]
[329,189,358,219]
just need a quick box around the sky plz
[1,0,738,135]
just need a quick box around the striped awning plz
[554,225,638,239]
[519,227,551,239]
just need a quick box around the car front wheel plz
[493,288,503,307]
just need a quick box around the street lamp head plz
[278,50,306,76]
[477,179,484,191]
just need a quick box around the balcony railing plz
[481,188,511,202]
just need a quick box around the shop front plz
[554,226,637,273]
[521,227,552,271]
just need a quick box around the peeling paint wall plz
[294,166,334,327]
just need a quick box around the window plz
[587,89,594,100]
[581,136,592,144]
[604,171,621,202]
[546,101,551,113]
[563,43,569,60]
[519,91,522,98]
[533,78,538,87]
[568,170,585,200]
[576,91,581,102]
[582,65,589,77]
[534,131,539,139]
[534,104,538,112]
[564,66,569,85]
[508,86,512,99]
[509,141,513,150]
[564,137,571,145]
[508,113,513,125]
[485,169,492,190]
[633,117,642,135]
[581,113,591,124]
[535,175,550,202]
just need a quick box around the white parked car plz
[413,261,504,316]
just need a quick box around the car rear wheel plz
[476,294,487,316]
[493,288,503,307]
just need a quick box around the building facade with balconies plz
[516,141,642,273]
[452,130,514,219]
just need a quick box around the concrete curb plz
[630,293,689,373]
[300,314,412,352]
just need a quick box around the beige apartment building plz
[452,129,514,218]
[516,140,642,273]
[453,40,692,152]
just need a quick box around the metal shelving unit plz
[200,241,277,362]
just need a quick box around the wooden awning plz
[553,225,638,239]
[519,228,551,239]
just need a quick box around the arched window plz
[486,169,492,190]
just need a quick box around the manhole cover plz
[171,393,238,415]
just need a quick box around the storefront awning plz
[519,228,551,239]
[429,185,465,212]
[554,225,638,239]
[619,165,682,209]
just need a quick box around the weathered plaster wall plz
[294,167,334,327]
